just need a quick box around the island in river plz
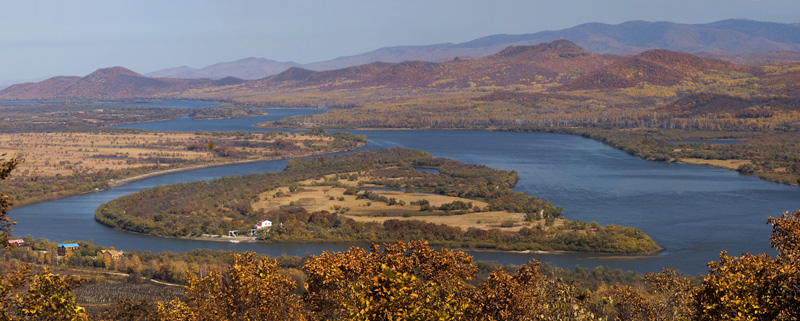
[95,148,662,254]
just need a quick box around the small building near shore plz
[254,220,272,231]
[250,220,273,236]
[99,249,124,260]
[57,243,80,256]
[8,239,31,249]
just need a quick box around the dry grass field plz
[0,131,346,179]
[678,158,752,170]
[252,174,562,232]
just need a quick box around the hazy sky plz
[1,0,799,84]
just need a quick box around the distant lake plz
[11,110,800,275]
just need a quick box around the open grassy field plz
[678,158,752,170]
[0,131,347,179]
[0,130,366,206]
[253,174,563,232]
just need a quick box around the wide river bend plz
[10,109,800,275]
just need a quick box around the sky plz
[1,0,799,85]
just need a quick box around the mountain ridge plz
[2,37,798,101]
[142,19,800,81]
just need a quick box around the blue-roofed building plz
[57,243,79,256]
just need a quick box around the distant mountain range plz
[145,19,800,80]
[250,40,620,91]
[3,39,761,101]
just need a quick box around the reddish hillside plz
[659,93,800,118]
[463,39,621,81]
[698,51,800,65]
[258,61,447,90]
[242,40,617,91]
[559,50,734,90]
[760,65,800,97]
[0,67,219,100]
[0,76,80,100]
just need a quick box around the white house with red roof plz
[254,220,272,231]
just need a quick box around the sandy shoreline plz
[106,143,366,187]
[107,158,269,187]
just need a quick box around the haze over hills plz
[144,19,800,81]
[145,57,301,80]
[0,67,239,100]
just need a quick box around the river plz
[9,108,800,275]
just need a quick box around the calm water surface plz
[10,110,800,275]
[92,100,222,108]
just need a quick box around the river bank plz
[126,231,664,257]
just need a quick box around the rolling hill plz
[559,50,735,90]
[0,67,230,100]
[658,93,800,117]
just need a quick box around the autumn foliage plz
[155,252,304,321]
[693,210,800,320]
[90,209,800,320]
